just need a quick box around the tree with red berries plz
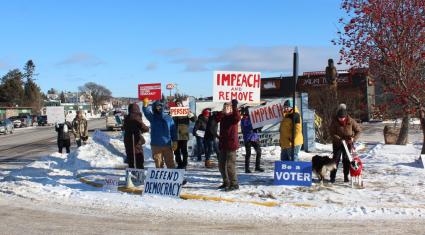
[336,0,425,152]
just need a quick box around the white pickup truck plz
[106,112,124,131]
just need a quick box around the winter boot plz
[255,167,265,172]
[205,160,215,168]
[344,175,350,183]
[255,156,264,172]
[245,156,251,173]
[225,184,239,192]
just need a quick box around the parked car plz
[37,115,48,126]
[18,114,33,127]
[0,119,14,134]
[8,116,22,128]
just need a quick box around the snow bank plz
[1,127,425,221]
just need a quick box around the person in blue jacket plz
[241,107,264,173]
[142,98,177,168]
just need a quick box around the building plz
[260,68,375,122]
[0,107,32,119]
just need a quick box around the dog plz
[312,155,337,185]
[350,155,363,188]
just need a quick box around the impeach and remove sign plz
[169,107,190,117]
[138,83,162,101]
[249,100,285,129]
[143,168,185,198]
[274,161,312,187]
[213,71,261,104]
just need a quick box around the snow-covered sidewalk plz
[1,125,425,221]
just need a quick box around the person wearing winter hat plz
[55,121,72,153]
[329,103,361,183]
[215,99,241,191]
[193,108,209,162]
[173,99,197,169]
[142,97,177,169]
[240,107,264,173]
[72,110,88,147]
[204,111,220,168]
[123,103,150,169]
[279,99,303,161]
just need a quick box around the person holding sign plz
[279,100,303,161]
[123,103,150,169]
[173,98,197,169]
[72,111,88,147]
[329,104,361,183]
[241,107,264,173]
[192,109,209,162]
[204,111,220,168]
[216,99,241,191]
[143,98,177,169]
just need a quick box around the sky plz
[0,0,347,98]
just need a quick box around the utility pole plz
[291,47,299,161]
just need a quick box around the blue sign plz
[274,161,312,187]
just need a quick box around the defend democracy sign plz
[213,71,261,104]
[274,161,312,187]
[144,168,185,198]
[249,100,285,129]
[169,107,190,117]
[138,83,162,101]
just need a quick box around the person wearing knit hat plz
[329,103,361,183]
[279,99,303,161]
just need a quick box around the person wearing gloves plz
[123,103,150,169]
[72,110,88,147]
[241,107,264,173]
[279,99,303,161]
[192,108,209,162]
[329,103,361,183]
[55,121,72,154]
[216,99,241,191]
[173,99,197,169]
[142,98,177,169]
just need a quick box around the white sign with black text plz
[103,175,120,192]
[143,168,185,198]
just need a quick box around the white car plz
[0,119,14,134]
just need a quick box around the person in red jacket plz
[216,99,241,191]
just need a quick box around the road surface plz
[0,118,107,172]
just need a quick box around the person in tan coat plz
[329,104,361,183]
[72,111,88,147]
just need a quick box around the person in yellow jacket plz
[279,99,303,161]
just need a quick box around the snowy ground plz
[1,121,424,222]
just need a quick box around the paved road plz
[0,118,107,171]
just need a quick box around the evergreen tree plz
[60,91,66,103]
[23,60,42,113]
[0,69,25,106]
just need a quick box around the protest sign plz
[138,83,162,101]
[166,83,175,90]
[274,161,312,187]
[46,106,65,124]
[169,107,190,117]
[125,168,146,187]
[143,168,185,198]
[103,175,120,192]
[248,100,285,129]
[213,71,261,104]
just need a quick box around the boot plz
[330,170,337,183]
[205,160,215,168]
[245,156,251,173]
[255,156,264,172]
[225,184,239,192]
[344,175,349,183]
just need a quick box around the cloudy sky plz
[0,0,347,97]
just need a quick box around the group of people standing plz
[121,97,361,191]
[55,111,89,153]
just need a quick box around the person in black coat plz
[204,111,220,168]
[55,121,72,154]
[123,103,150,169]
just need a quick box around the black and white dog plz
[312,155,337,185]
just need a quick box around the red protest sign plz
[166,83,175,90]
[138,83,162,101]
[169,107,190,117]
[213,71,261,103]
